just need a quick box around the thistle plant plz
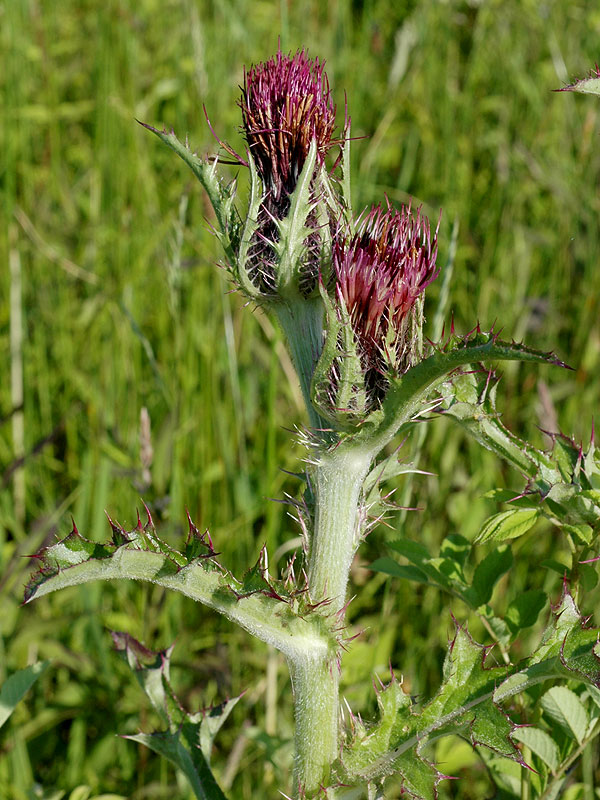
[22,52,600,799]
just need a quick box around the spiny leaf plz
[24,511,336,662]
[337,625,522,795]
[115,634,241,767]
[335,587,600,797]
[356,329,568,456]
[555,65,600,96]
[442,371,600,547]
[139,122,240,262]
[125,732,227,800]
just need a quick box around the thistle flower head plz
[333,202,439,403]
[240,48,337,204]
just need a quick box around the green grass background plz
[1,0,599,797]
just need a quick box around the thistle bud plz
[240,47,337,209]
[330,202,439,411]
[238,48,341,299]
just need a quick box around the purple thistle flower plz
[240,47,337,207]
[333,202,439,404]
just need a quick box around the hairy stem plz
[288,651,340,797]
[308,446,371,611]
[289,445,371,795]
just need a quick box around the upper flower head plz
[240,48,337,205]
[332,202,439,402]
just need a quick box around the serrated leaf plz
[474,508,540,545]
[117,635,238,799]
[0,661,50,730]
[112,632,176,727]
[556,69,600,96]
[511,726,559,770]
[355,330,567,456]
[337,625,524,796]
[195,696,242,765]
[25,514,334,662]
[540,687,588,744]
[336,587,600,797]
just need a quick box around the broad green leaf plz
[585,685,600,711]
[439,534,471,568]
[386,537,466,593]
[541,558,570,576]
[474,508,540,545]
[388,537,431,561]
[511,726,559,770]
[563,524,594,545]
[469,545,513,606]
[540,687,589,744]
[504,590,547,634]
[369,558,429,584]
[0,661,50,730]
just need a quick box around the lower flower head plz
[333,202,439,402]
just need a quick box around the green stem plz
[288,651,340,797]
[308,446,372,611]
[290,444,371,796]
[274,297,327,433]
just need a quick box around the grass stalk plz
[9,223,25,531]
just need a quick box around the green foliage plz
[335,588,600,798]
[114,632,237,800]
[0,662,50,730]
[24,514,338,661]
[2,0,600,797]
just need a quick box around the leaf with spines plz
[271,139,319,296]
[333,587,600,797]
[114,634,235,800]
[139,122,240,264]
[24,510,338,663]
[555,65,600,96]
[353,329,569,457]
[442,370,600,548]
